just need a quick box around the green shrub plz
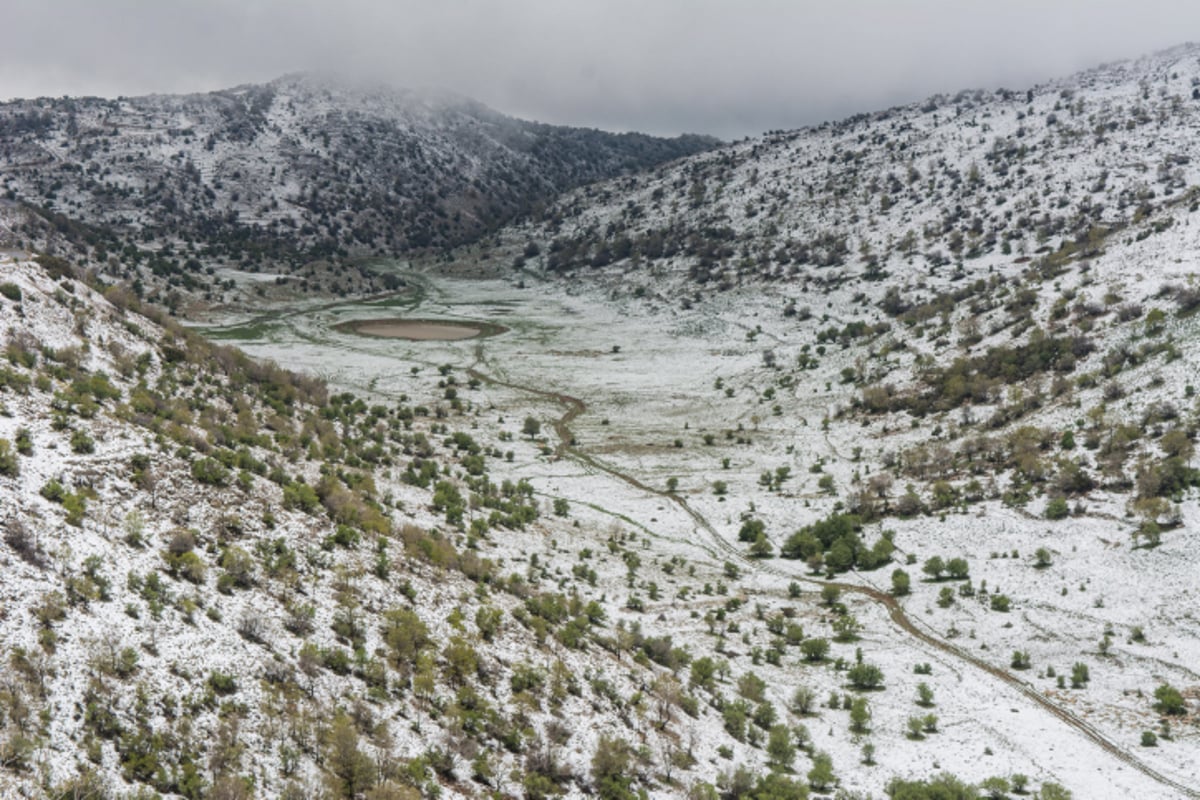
[282,481,320,512]
[0,283,21,302]
[41,479,66,502]
[208,671,237,695]
[218,546,255,590]
[847,662,884,689]
[164,550,207,584]
[0,439,18,477]
[1154,683,1186,715]
[323,524,360,550]
[1044,496,1070,520]
[191,457,231,486]
[70,429,95,454]
[323,647,352,674]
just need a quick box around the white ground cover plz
[200,262,1199,798]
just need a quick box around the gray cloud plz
[3,0,1199,138]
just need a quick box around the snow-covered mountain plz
[3,43,1200,800]
[499,42,1200,300]
[0,72,716,296]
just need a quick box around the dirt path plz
[198,283,420,334]
[469,353,1200,799]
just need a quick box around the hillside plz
[463,44,1200,589]
[0,253,755,800]
[426,42,1200,795]
[497,44,1200,295]
[2,43,1200,800]
[0,73,716,312]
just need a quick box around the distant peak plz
[264,71,476,111]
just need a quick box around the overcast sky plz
[3,1,1200,138]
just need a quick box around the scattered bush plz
[847,662,884,690]
[1153,683,1186,715]
[1044,496,1070,520]
[192,457,231,486]
[4,518,46,568]
[0,439,18,477]
[208,671,238,695]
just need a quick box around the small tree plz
[749,534,774,559]
[689,657,717,690]
[807,751,835,792]
[1044,496,1070,520]
[326,715,376,799]
[891,568,911,596]
[192,457,231,486]
[522,416,541,439]
[945,557,969,579]
[738,518,766,543]
[70,430,95,455]
[790,685,816,715]
[980,776,1011,799]
[849,697,871,734]
[592,735,633,800]
[737,672,767,703]
[766,724,795,770]
[1037,782,1072,800]
[0,439,18,477]
[832,615,861,642]
[1153,683,1186,715]
[382,608,430,670]
[916,682,935,707]
[1070,662,1090,689]
[922,556,945,580]
[847,662,883,690]
[906,716,925,739]
[800,638,830,662]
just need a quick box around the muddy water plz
[338,318,487,341]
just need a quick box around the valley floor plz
[202,264,1200,798]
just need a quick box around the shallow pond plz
[334,317,504,341]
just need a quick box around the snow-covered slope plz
[501,43,1200,298]
[3,41,1200,800]
[0,73,716,301]
[0,255,705,799]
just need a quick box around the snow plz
[206,261,1198,798]
[4,41,1200,800]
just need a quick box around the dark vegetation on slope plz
[0,74,717,303]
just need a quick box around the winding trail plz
[469,349,1200,799]
[198,285,419,338]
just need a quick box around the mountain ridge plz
[0,73,718,311]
